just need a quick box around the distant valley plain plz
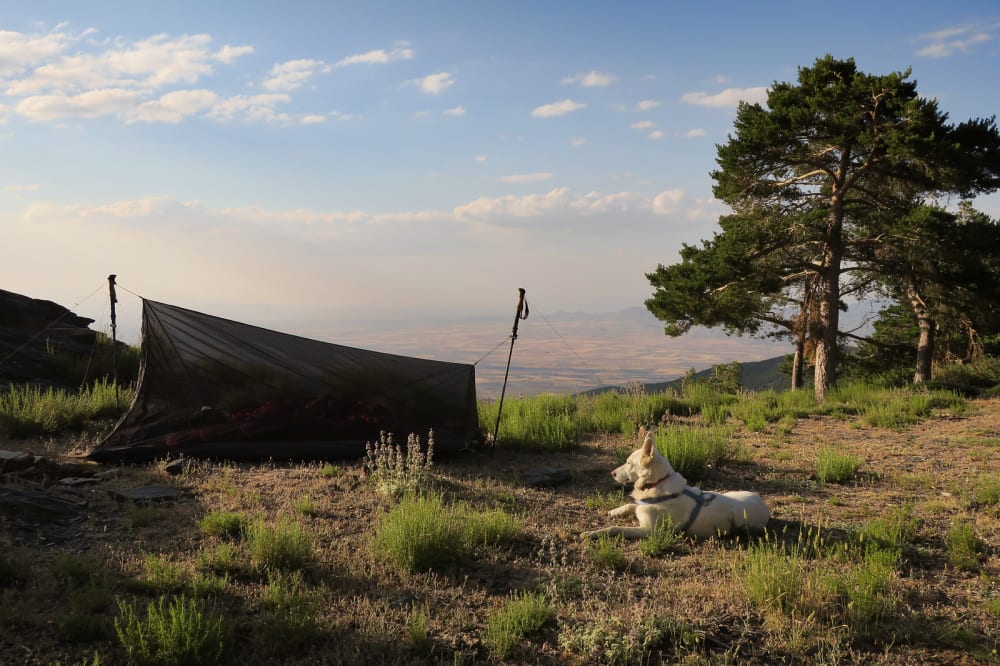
[298,307,788,398]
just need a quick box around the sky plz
[2,1,999,351]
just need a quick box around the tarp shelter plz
[89,300,479,462]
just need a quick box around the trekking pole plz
[108,274,119,411]
[491,288,528,449]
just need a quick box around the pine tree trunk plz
[791,335,804,390]
[908,282,934,383]
[791,349,802,390]
[814,199,844,402]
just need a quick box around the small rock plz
[518,466,572,487]
[0,449,34,473]
[163,458,187,476]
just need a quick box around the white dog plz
[583,427,770,539]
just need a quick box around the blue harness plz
[637,487,716,533]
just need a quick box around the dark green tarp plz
[89,300,478,462]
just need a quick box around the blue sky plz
[2,2,999,344]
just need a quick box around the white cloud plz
[570,137,586,147]
[262,59,326,92]
[916,22,996,58]
[409,71,454,95]
[2,183,40,192]
[531,98,586,118]
[475,155,487,163]
[6,52,120,96]
[0,28,71,77]
[652,189,685,214]
[105,33,217,88]
[5,31,244,98]
[300,114,327,124]
[648,130,665,139]
[634,99,661,112]
[17,88,140,120]
[214,44,254,64]
[682,128,706,138]
[442,106,466,117]
[329,111,360,121]
[130,89,217,123]
[500,172,554,184]
[681,86,768,108]
[713,74,730,84]
[453,187,651,225]
[562,71,615,87]
[333,44,415,67]
[630,120,655,130]
[207,93,292,123]
[455,187,572,219]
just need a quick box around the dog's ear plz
[637,425,647,442]
[640,432,655,466]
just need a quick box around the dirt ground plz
[0,399,998,665]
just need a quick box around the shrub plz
[814,448,862,483]
[408,607,432,657]
[465,508,522,546]
[319,464,341,479]
[244,517,314,572]
[198,511,246,538]
[363,430,435,497]
[195,542,243,576]
[115,594,227,666]
[839,547,901,629]
[558,615,699,665]
[740,528,833,618]
[292,493,318,517]
[258,570,322,646]
[372,493,466,573]
[639,518,683,558]
[587,533,627,571]
[484,591,554,660]
[128,553,184,594]
[969,473,1000,508]
[858,505,918,557]
[946,522,984,570]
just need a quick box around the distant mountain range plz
[581,354,790,396]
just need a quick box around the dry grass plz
[0,399,998,664]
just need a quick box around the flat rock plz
[59,477,101,487]
[109,485,184,503]
[0,486,85,543]
[518,465,572,487]
[0,449,34,472]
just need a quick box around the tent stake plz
[108,274,119,411]
[491,288,528,449]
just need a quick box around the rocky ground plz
[0,399,998,665]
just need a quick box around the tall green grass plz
[825,382,967,427]
[0,379,133,437]
[479,386,697,451]
[653,425,733,481]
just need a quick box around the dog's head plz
[611,426,679,493]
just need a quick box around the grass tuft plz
[815,448,862,483]
[115,594,227,666]
[372,492,467,573]
[244,517,314,572]
[484,591,555,660]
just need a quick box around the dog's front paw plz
[608,504,634,518]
